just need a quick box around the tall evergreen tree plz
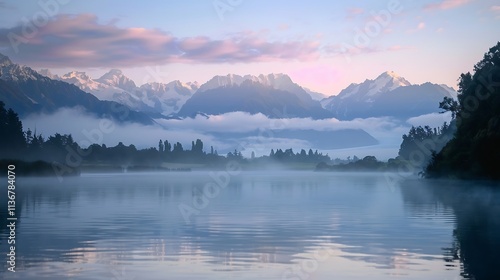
[0,102,27,158]
[158,140,164,153]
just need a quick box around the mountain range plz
[0,52,461,152]
[40,69,199,116]
[0,54,153,124]
[321,71,457,120]
[38,64,457,121]
[178,74,332,119]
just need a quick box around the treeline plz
[269,148,330,163]
[0,101,26,158]
[316,155,398,171]
[0,101,227,170]
[0,101,335,174]
[316,122,455,172]
[397,122,455,169]
[424,42,500,180]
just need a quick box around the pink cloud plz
[491,5,500,19]
[348,8,364,15]
[424,0,472,11]
[278,24,290,30]
[346,7,365,19]
[406,22,426,33]
[0,14,321,68]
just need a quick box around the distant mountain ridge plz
[321,71,457,120]
[33,57,458,121]
[178,77,333,119]
[0,54,153,124]
[198,73,314,104]
[39,69,199,116]
[96,69,137,92]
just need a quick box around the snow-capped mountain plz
[60,71,111,94]
[303,87,327,101]
[96,69,137,92]
[198,73,315,105]
[40,69,199,116]
[138,81,199,115]
[0,53,153,124]
[321,71,457,120]
[178,78,333,119]
[47,70,141,111]
[0,54,39,82]
[322,71,411,106]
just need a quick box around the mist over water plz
[0,172,499,279]
[20,108,452,159]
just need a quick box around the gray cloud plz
[0,14,320,67]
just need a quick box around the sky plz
[0,0,499,95]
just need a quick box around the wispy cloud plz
[0,14,321,68]
[346,7,365,19]
[278,23,290,30]
[491,5,500,19]
[424,0,472,11]
[406,22,426,33]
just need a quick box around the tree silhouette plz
[439,96,459,119]
[425,41,500,179]
[0,101,26,158]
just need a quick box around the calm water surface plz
[1,171,499,279]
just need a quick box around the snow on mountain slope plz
[337,71,411,101]
[303,87,327,101]
[137,80,199,115]
[321,71,457,120]
[96,69,137,92]
[1,56,40,82]
[197,73,315,105]
[39,68,199,116]
[0,53,153,124]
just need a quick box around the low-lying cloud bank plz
[22,109,452,160]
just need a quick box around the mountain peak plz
[0,53,12,67]
[63,71,90,79]
[99,69,125,79]
[108,69,123,75]
[97,69,136,90]
[331,71,412,101]
[374,71,411,85]
[377,70,399,79]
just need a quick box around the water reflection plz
[0,172,498,279]
[400,179,500,279]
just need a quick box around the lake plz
[1,171,499,279]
